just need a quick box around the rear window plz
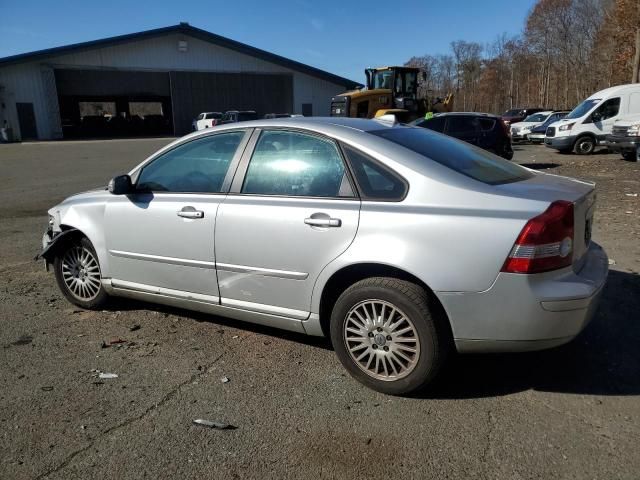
[370,127,533,185]
[205,113,221,119]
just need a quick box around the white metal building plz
[0,23,360,140]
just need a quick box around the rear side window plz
[242,130,353,198]
[370,127,533,185]
[342,145,407,201]
[479,118,496,131]
[205,113,219,120]
[446,116,478,134]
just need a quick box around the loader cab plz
[366,67,419,102]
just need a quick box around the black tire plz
[573,135,595,155]
[330,277,450,395]
[54,236,109,309]
[622,150,639,162]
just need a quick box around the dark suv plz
[501,108,545,125]
[412,113,514,160]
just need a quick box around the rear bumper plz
[545,135,575,150]
[605,135,640,152]
[437,242,608,353]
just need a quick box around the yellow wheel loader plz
[330,66,453,122]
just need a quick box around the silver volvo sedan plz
[39,117,608,395]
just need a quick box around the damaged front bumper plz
[36,227,76,268]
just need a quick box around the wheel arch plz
[316,262,452,340]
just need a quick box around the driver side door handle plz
[177,206,204,219]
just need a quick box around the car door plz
[445,115,480,146]
[589,97,621,139]
[214,128,360,319]
[103,130,250,298]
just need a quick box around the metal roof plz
[0,22,362,89]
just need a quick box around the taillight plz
[502,200,574,274]
[501,120,511,137]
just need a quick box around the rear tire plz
[330,277,449,395]
[574,136,595,155]
[54,236,109,310]
[622,149,639,162]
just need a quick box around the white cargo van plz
[545,83,640,155]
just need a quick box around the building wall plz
[0,33,349,140]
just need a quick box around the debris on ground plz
[232,335,239,339]
[609,259,616,265]
[98,372,118,379]
[221,376,230,383]
[625,193,638,197]
[193,419,237,430]
[129,324,141,332]
[11,335,33,346]
[41,386,54,392]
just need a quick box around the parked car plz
[412,112,514,160]
[605,114,640,161]
[38,117,607,395]
[221,110,258,124]
[545,83,640,155]
[509,111,554,142]
[528,111,570,144]
[192,112,223,131]
[501,108,545,125]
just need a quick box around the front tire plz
[574,135,595,155]
[622,149,639,162]
[54,236,108,309]
[330,277,449,395]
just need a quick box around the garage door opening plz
[55,69,173,139]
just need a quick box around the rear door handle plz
[304,217,341,227]
[177,206,204,219]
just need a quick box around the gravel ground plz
[0,138,638,479]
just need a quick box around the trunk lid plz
[494,172,596,270]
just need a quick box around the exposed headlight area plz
[627,123,640,136]
[559,122,575,131]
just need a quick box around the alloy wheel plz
[61,245,102,301]
[343,299,421,381]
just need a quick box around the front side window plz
[592,97,620,121]
[137,131,245,193]
[242,130,352,197]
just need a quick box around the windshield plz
[503,109,523,117]
[566,99,601,119]
[371,70,394,90]
[371,127,533,185]
[523,113,547,122]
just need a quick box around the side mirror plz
[108,174,133,195]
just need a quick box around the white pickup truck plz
[606,114,640,161]
[192,112,223,131]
